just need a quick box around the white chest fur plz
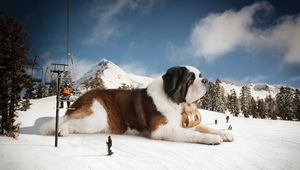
[147,77,182,128]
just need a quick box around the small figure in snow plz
[226,116,230,123]
[60,82,72,108]
[228,124,232,130]
[215,119,218,125]
[106,136,113,156]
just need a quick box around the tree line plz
[200,80,300,121]
[82,70,136,91]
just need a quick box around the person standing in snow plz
[60,82,72,108]
[106,136,113,156]
[226,115,230,123]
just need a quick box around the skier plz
[226,115,230,123]
[60,82,72,108]
[228,124,232,130]
[106,136,113,156]
[215,119,218,125]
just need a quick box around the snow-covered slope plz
[76,59,153,89]
[1,96,300,170]
[220,80,280,99]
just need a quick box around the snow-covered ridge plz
[220,80,281,99]
[76,59,291,98]
[76,59,153,89]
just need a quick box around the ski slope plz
[0,96,300,170]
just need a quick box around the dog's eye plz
[199,73,202,78]
[187,73,195,85]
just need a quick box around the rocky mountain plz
[76,59,153,89]
[219,80,281,99]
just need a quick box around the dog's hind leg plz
[59,100,109,136]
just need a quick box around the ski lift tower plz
[50,63,68,147]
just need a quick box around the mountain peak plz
[98,58,111,66]
[76,58,153,89]
[96,58,124,73]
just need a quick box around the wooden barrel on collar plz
[182,111,201,128]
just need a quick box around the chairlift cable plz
[32,0,52,53]
[67,0,70,63]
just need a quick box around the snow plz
[1,96,300,170]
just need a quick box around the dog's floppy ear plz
[162,66,188,104]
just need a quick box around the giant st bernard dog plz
[40,66,233,145]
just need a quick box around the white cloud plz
[185,1,300,63]
[120,61,149,76]
[269,15,300,63]
[68,57,95,80]
[83,0,159,44]
[42,56,95,82]
[119,60,161,78]
[290,75,300,82]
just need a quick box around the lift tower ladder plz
[50,63,68,147]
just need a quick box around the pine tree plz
[201,82,215,111]
[294,89,300,121]
[265,95,276,120]
[249,97,258,118]
[90,71,105,89]
[257,98,266,119]
[227,89,240,116]
[0,14,32,137]
[36,83,48,98]
[227,93,232,113]
[48,80,57,96]
[118,83,135,90]
[210,83,217,111]
[214,79,226,113]
[83,79,90,92]
[87,77,95,90]
[62,71,72,86]
[240,86,252,118]
[21,76,32,110]
[276,87,294,120]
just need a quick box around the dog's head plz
[162,66,208,104]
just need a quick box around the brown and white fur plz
[40,66,233,145]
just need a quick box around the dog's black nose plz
[202,79,208,84]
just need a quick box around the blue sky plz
[1,0,300,88]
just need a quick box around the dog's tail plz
[39,116,66,135]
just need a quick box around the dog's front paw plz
[219,132,233,142]
[204,134,223,145]
[58,126,69,137]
